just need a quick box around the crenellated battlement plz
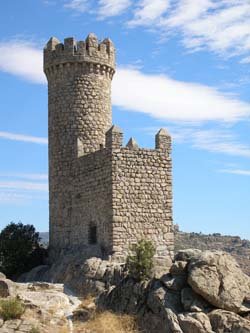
[44,33,116,76]
[105,125,171,153]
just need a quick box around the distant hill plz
[175,227,250,276]
[39,229,250,275]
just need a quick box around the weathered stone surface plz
[98,278,149,315]
[175,249,202,262]
[188,251,250,313]
[178,312,214,333]
[96,250,250,333]
[170,261,188,276]
[147,281,182,315]
[209,309,250,333]
[181,287,211,312]
[0,279,15,298]
[161,274,187,291]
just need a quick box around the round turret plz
[45,34,116,252]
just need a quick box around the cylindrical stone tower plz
[43,34,116,255]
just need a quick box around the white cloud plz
[64,0,131,17]
[0,189,48,204]
[219,169,250,176]
[0,174,48,204]
[129,0,170,26]
[0,131,48,144]
[190,129,250,158]
[0,41,46,84]
[170,126,250,158]
[0,181,48,192]
[98,0,132,17]
[240,56,250,64]
[128,0,250,61]
[64,0,89,13]
[1,41,250,123]
[62,1,250,60]
[113,68,250,121]
[141,125,250,158]
[0,173,48,181]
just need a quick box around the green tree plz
[126,239,156,281]
[0,222,46,279]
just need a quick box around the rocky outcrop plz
[209,309,250,333]
[19,253,126,296]
[98,250,250,333]
[188,250,250,313]
[18,248,250,332]
[0,276,81,333]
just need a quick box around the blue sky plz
[0,0,249,238]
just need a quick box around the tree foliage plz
[0,222,46,279]
[126,239,156,281]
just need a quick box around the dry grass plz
[75,311,140,333]
[78,294,96,309]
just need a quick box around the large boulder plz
[209,309,250,333]
[0,279,16,298]
[178,312,214,333]
[187,251,250,313]
[147,281,182,314]
[175,249,202,262]
[181,287,211,312]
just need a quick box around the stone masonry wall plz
[49,149,113,257]
[111,146,174,261]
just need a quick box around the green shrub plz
[0,222,47,279]
[0,298,25,321]
[126,239,156,281]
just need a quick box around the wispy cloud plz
[190,129,250,158]
[64,0,89,13]
[0,174,48,204]
[62,1,250,61]
[0,181,48,191]
[240,56,250,64]
[98,0,132,18]
[171,126,250,158]
[0,173,48,181]
[0,131,48,144]
[0,189,48,204]
[141,125,250,158]
[128,0,250,61]
[0,40,46,84]
[64,0,131,17]
[129,0,169,26]
[219,169,250,176]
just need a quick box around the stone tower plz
[44,33,174,267]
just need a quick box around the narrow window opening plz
[100,144,104,150]
[89,225,97,244]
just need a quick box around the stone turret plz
[44,33,116,254]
